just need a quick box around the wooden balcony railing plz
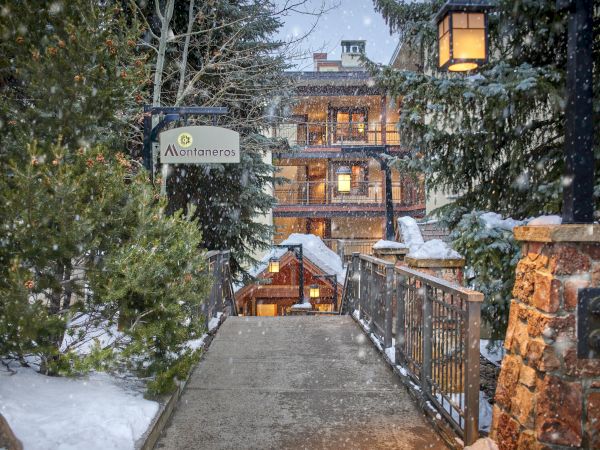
[274,181,424,206]
[275,121,400,147]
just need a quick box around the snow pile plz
[480,339,505,367]
[480,212,525,231]
[0,367,158,450]
[373,239,408,250]
[290,301,313,310]
[208,312,223,332]
[398,216,462,260]
[407,239,462,260]
[397,216,425,248]
[527,215,562,226]
[61,312,123,355]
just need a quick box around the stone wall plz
[491,225,600,449]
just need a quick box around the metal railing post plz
[350,252,360,312]
[214,252,223,317]
[421,285,433,395]
[384,263,394,348]
[395,273,406,364]
[464,299,481,446]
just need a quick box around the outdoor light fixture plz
[336,166,352,194]
[435,1,491,72]
[268,257,280,273]
[309,284,320,299]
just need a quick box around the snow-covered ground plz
[480,339,506,366]
[0,366,158,450]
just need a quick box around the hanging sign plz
[159,126,240,164]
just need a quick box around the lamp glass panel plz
[439,30,450,67]
[452,28,486,60]
[268,260,279,273]
[453,12,468,28]
[338,173,351,193]
[469,13,484,28]
[309,286,320,298]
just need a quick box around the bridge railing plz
[203,250,237,321]
[345,252,483,446]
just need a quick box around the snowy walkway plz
[155,316,445,449]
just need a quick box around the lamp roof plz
[434,0,493,23]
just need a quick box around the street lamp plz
[336,166,352,194]
[557,0,594,223]
[309,284,320,299]
[271,244,305,304]
[435,1,491,72]
[314,274,338,311]
[268,257,280,273]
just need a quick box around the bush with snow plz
[450,211,522,337]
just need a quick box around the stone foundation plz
[491,224,600,449]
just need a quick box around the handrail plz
[203,250,237,323]
[343,252,482,446]
[395,265,484,303]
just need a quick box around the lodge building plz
[271,40,427,253]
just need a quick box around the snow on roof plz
[373,239,408,250]
[407,239,462,260]
[527,215,562,226]
[236,234,346,292]
[480,212,525,231]
[280,233,346,282]
[397,216,425,248]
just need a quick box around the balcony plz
[275,121,400,147]
[274,181,423,207]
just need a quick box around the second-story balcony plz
[275,121,400,147]
[274,180,423,207]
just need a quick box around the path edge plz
[135,313,227,450]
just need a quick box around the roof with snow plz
[236,234,346,293]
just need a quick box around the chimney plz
[313,53,327,71]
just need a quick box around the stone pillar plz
[403,256,465,285]
[491,224,600,449]
[373,246,408,265]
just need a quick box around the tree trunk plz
[175,0,195,104]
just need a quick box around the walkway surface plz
[156,316,446,449]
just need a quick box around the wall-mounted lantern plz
[336,166,352,194]
[268,257,280,273]
[435,1,491,72]
[309,284,320,299]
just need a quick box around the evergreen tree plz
[137,0,293,278]
[0,1,212,394]
[372,0,600,220]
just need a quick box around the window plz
[333,162,368,196]
[330,107,368,143]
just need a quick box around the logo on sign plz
[177,132,193,148]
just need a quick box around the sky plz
[275,0,399,70]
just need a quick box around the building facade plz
[272,41,426,249]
